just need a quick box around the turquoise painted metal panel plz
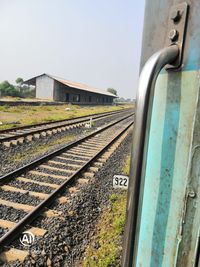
[132,0,200,266]
[135,71,200,266]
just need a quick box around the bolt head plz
[171,10,181,22]
[168,29,179,42]
[188,191,196,198]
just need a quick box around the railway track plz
[0,113,133,263]
[0,108,132,147]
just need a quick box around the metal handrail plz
[122,45,179,267]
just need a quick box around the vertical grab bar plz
[122,45,179,267]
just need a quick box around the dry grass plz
[0,104,133,130]
[82,154,131,267]
[83,192,127,267]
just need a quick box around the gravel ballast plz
[0,189,41,206]
[9,181,53,194]
[4,129,133,267]
[26,173,63,185]
[0,205,27,223]
[0,111,133,177]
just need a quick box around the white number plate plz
[113,175,129,190]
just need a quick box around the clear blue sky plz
[0,0,145,98]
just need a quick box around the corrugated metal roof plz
[24,73,117,97]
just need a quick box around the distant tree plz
[0,80,21,97]
[0,78,35,99]
[15,77,24,85]
[15,77,24,93]
[0,80,10,90]
[114,97,134,103]
[107,88,117,96]
[20,85,36,98]
[115,97,125,102]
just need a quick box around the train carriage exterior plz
[122,0,200,266]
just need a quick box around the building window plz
[89,96,92,102]
[66,93,69,102]
[72,94,80,102]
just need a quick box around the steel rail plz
[0,109,132,143]
[0,113,134,184]
[0,108,132,136]
[0,119,133,249]
[122,45,179,267]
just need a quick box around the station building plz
[24,73,117,104]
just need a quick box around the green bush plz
[0,80,35,98]
[0,81,21,97]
